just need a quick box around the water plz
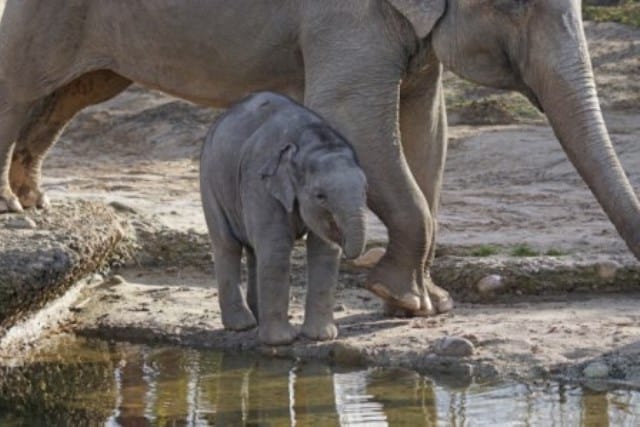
[0,337,639,426]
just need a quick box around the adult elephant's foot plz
[10,156,50,209]
[426,274,454,313]
[383,274,453,317]
[350,246,386,268]
[365,255,425,313]
[14,185,49,209]
[0,186,23,213]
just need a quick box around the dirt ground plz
[2,22,639,386]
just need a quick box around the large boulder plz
[0,201,126,334]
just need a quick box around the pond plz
[0,337,638,426]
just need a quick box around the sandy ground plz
[3,22,639,385]
[62,267,640,387]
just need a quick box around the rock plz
[477,274,505,295]
[4,216,37,230]
[106,275,126,286]
[433,336,475,357]
[596,261,619,281]
[583,361,609,378]
[0,201,127,334]
[330,342,366,366]
[90,273,104,284]
[109,201,137,214]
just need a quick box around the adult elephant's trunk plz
[338,209,367,260]
[524,13,640,258]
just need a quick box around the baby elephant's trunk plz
[339,208,367,260]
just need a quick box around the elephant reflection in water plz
[213,354,438,426]
[112,346,195,426]
[108,349,439,425]
[102,348,640,426]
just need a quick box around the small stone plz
[583,361,609,378]
[433,336,475,357]
[596,261,619,281]
[5,216,37,230]
[106,274,126,286]
[334,304,346,312]
[109,201,137,214]
[462,334,480,346]
[90,273,104,284]
[477,274,504,295]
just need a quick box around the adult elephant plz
[0,0,638,315]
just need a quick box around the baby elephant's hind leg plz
[10,70,131,208]
[246,248,259,320]
[215,243,258,331]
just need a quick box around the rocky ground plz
[1,21,639,387]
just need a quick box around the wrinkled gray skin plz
[200,92,367,345]
[1,0,639,317]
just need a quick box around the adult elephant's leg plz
[395,62,454,315]
[10,70,131,209]
[0,104,31,212]
[304,62,433,314]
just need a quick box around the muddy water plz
[0,337,638,426]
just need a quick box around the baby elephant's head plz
[262,124,368,259]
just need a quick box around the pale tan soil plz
[3,22,639,384]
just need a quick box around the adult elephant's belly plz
[100,2,305,108]
[115,48,305,108]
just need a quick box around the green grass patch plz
[583,2,640,27]
[510,244,539,257]
[470,245,500,257]
[544,248,566,257]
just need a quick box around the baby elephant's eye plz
[315,192,327,202]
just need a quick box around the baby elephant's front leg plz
[256,242,298,345]
[302,233,340,341]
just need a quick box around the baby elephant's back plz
[203,92,321,159]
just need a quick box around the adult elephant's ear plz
[387,0,446,39]
[260,144,297,213]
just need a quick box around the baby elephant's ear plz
[260,144,297,213]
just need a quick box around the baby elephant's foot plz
[221,304,257,331]
[301,320,338,341]
[258,321,298,346]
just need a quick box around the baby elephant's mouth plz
[327,218,344,246]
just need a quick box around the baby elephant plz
[200,92,368,345]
